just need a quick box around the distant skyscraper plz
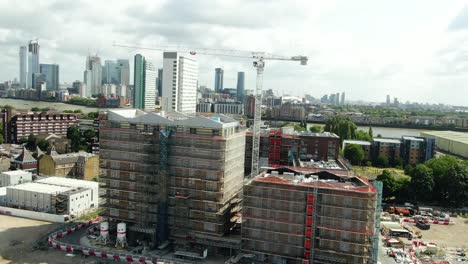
[39,64,59,91]
[102,60,119,84]
[341,92,345,105]
[329,94,336,104]
[214,68,224,93]
[236,72,245,102]
[19,46,27,88]
[335,92,340,105]
[117,59,130,86]
[386,95,391,105]
[162,52,198,114]
[33,73,46,99]
[156,68,163,97]
[83,55,102,96]
[27,40,40,88]
[133,54,156,110]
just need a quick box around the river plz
[0,98,99,114]
[306,123,428,138]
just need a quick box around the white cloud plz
[1,0,468,105]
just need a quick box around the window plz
[190,128,197,134]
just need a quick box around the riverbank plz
[0,98,99,114]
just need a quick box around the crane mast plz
[113,43,307,177]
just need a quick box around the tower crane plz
[113,42,308,177]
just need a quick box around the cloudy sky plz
[2,0,468,105]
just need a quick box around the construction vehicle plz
[113,42,308,177]
[387,206,415,216]
[416,220,430,230]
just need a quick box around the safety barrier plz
[401,218,455,225]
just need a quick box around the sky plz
[2,0,468,105]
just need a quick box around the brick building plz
[1,109,79,143]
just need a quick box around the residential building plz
[0,170,33,187]
[133,54,157,111]
[1,109,79,143]
[245,95,256,117]
[373,138,401,162]
[236,72,245,102]
[19,46,28,88]
[271,103,306,120]
[99,109,244,251]
[213,102,244,115]
[162,52,198,114]
[386,95,391,105]
[13,147,37,172]
[37,151,99,180]
[28,40,40,88]
[40,64,59,91]
[341,92,345,105]
[401,136,435,165]
[97,95,128,108]
[84,55,102,96]
[197,102,212,113]
[245,128,341,175]
[214,68,224,93]
[242,167,380,264]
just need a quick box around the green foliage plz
[324,116,357,142]
[365,161,372,167]
[67,126,81,152]
[375,156,389,168]
[73,109,83,114]
[0,134,3,144]
[36,139,49,151]
[63,110,74,113]
[31,107,50,112]
[1,104,14,109]
[309,125,323,133]
[410,164,434,202]
[376,170,398,199]
[404,164,414,175]
[355,130,373,141]
[68,97,97,106]
[368,127,374,138]
[294,124,306,132]
[377,134,382,138]
[25,134,37,150]
[83,111,99,120]
[344,144,365,165]
[18,137,28,145]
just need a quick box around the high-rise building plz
[83,55,102,96]
[214,68,224,93]
[133,54,156,110]
[386,95,391,105]
[341,92,345,105]
[236,71,245,102]
[117,59,130,86]
[335,92,340,105]
[156,68,163,97]
[102,60,119,85]
[39,64,59,91]
[162,52,198,114]
[19,46,28,88]
[27,40,40,88]
[329,94,336,105]
[99,109,244,249]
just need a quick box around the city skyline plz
[2,1,468,105]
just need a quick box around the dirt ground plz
[414,217,468,248]
[0,215,86,264]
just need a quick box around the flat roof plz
[36,176,98,189]
[343,140,371,146]
[402,136,424,142]
[7,182,72,194]
[0,170,32,176]
[373,138,402,144]
[421,131,468,145]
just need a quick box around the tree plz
[410,164,434,202]
[36,139,49,151]
[375,156,389,168]
[324,116,357,142]
[377,134,382,138]
[309,125,323,133]
[343,144,365,165]
[67,126,81,152]
[18,137,28,145]
[25,134,37,150]
[404,164,414,175]
[368,126,374,138]
[355,130,372,141]
[376,170,398,199]
[0,134,3,144]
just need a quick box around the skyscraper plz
[39,64,59,91]
[156,68,163,97]
[133,54,156,110]
[162,52,198,114]
[102,60,119,84]
[341,92,345,105]
[83,55,102,96]
[19,46,27,88]
[117,59,130,86]
[386,95,391,105]
[335,92,340,105]
[236,71,245,102]
[27,40,40,88]
[214,68,224,93]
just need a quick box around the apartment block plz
[1,109,79,143]
[245,128,340,175]
[99,109,244,251]
[242,167,380,264]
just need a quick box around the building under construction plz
[242,167,381,264]
[99,109,244,253]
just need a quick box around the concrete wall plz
[38,155,56,176]
[83,156,99,180]
[0,205,67,222]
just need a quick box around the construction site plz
[242,167,381,264]
[99,109,244,257]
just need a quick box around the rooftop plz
[45,151,96,165]
[36,176,98,189]
[7,182,72,194]
[252,167,376,194]
[343,139,372,146]
[402,136,424,142]
[421,131,468,144]
[0,170,32,176]
[106,109,239,129]
[373,138,402,144]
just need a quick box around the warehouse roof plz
[7,182,72,194]
[402,136,424,142]
[421,131,468,144]
[0,170,32,177]
[36,176,98,189]
[374,138,402,144]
